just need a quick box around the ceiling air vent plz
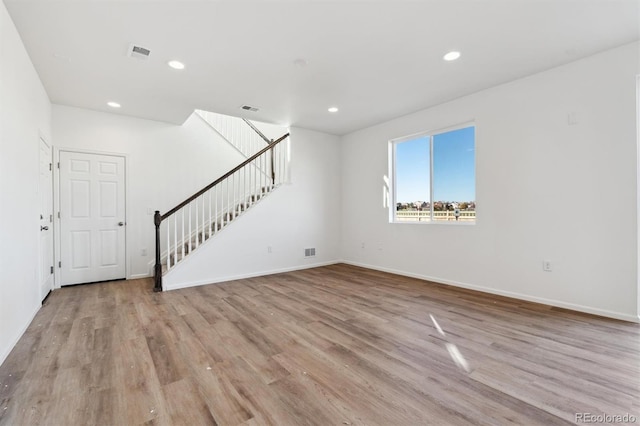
[127,44,151,60]
[241,105,259,112]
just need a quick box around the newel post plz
[270,140,275,184]
[153,210,163,292]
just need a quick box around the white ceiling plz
[4,0,640,135]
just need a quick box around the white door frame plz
[38,135,55,299]
[636,75,640,322]
[53,147,131,288]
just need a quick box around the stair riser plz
[163,184,277,273]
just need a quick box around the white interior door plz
[59,151,126,285]
[38,138,54,300]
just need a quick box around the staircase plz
[153,124,290,291]
[162,184,275,272]
[196,109,270,157]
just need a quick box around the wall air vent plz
[127,44,151,60]
[241,105,259,112]
[304,248,316,258]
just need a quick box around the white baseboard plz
[164,260,340,291]
[341,260,640,323]
[129,272,151,280]
[0,304,40,367]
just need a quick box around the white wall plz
[53,106,249,279]
[0,2,52,365]
[164,127,342,289]
[340,42,639,321]
[1,6,637,373]
[53,108,342,289]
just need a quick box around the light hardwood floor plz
[0,264,638,425]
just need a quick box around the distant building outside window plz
[391,124,475,223]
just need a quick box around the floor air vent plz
[304,248,316,257]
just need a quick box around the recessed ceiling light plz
[328,107,339,113]
[107,101,121,108]
[168,60,185,70]
[443,51,461,61]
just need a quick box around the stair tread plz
[161,183,281,275]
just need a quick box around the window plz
[392,124,475,223]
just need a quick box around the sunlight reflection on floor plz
[430,313,471,373]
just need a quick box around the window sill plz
[391,220,476,226]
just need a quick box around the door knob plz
[118,222,125,226]
[40,226,49,231]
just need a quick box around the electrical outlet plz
[141,248,148,256]
[361,242,365,249]
[268,246,272,253]
[543,260,552,272]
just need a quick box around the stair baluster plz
[153,132,290,292]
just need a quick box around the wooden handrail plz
[160,132,289,221]
[154,131,289,292]
[242,118,271,144]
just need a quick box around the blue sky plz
[395,126,475,203]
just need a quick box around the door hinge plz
[57,162,60,169]
[50,266,54,274]
[49,214,53,223]
[58,261,61,268]
[49,163,52,171]
[57,212,60,219]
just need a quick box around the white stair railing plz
[196,109,269,157]
[153,132,290,291]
